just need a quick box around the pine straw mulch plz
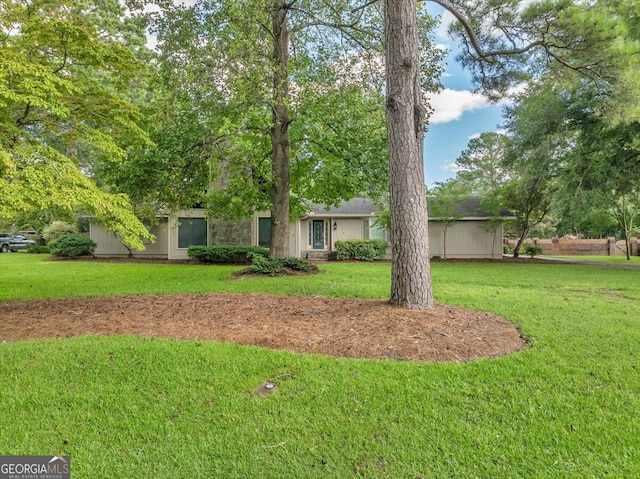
[0,290,527,362]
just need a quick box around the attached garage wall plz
[428,221,503,259]
[330,219,364,249]
[91,221,169,258]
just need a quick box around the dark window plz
[258,217,271,248]
[178,217,207,248]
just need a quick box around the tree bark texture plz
[269,0,291,258]
[385,0,434,309]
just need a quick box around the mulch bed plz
[0,292,527,362]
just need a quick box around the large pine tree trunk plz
[385,0,434,309]
[269,1,291,258]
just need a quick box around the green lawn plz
[543,254,640,264]
[1,253,639,478]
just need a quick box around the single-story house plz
[90,197,514,260]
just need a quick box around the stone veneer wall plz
[209,218,252,245]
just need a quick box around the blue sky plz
[423,5,507,188]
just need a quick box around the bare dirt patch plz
[0,293,526,362]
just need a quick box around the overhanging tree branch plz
[354,0,607,85]
[353,0,543,60]
[429,0,544,60]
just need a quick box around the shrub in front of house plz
[49,234,96,258]
[281,257,315,272]
[335,239,388,261]
[246,254,282,276]
[523,242,544,258]
[244,253,316,276]
[187,245,269,264]
[26,244,50,254]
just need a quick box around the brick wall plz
[506,237,639,256]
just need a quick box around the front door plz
[312,220,325,249]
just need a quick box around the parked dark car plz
[0,233,36,253]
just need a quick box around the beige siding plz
[289,221,298,257]
[330,219,364,249]
[91,222,169,258]
[92,210,505,260]
[428,221,503,259]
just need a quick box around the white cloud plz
[436,10,456,40]
[434,42,450,52]
[427,84,526,125]
[426,88,492,124]
[441,161,462,173]
[505,82,528,98]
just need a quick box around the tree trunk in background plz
[269,0,291,258]
[384,0,434,309]
[512,229,528,258]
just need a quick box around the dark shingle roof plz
[309,197,382,216]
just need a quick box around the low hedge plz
[244,253,316,276]
[335,239,388,261]
[26,244,50,254]
[187,245,269,264]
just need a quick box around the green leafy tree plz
[608,191,640,259]
[499,5,640,254]
[456,132,510,196]
[455,132,512,259]
[0,0,153,249]
[42,221,78,243]
[501,83,566,257]
[98,76,212,221]
[144,0,442,258]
